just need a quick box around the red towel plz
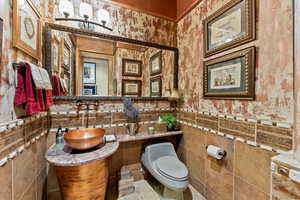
[14,63,54,114]
[24,63,41,114]
[52,75,61,96]
[14,66,27,105]
[44,90,53,109]
[37,89,45,111]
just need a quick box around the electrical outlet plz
[271,162,278,172]
[289,169,300,183]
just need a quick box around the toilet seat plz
[155,156,188,181]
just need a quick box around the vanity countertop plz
[46,141,119,167]
[117,131,183,143]
[46,131,182,167]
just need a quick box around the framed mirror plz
[44,23,179,99]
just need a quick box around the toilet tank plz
[144,143,177,163]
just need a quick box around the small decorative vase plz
[127,123,138,136]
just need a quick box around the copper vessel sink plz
[64,128,105,150]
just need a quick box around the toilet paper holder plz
[206,145,226,159]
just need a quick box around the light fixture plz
[58,0,74,18]
[98,9,110,27]
[56,1,112,31]
[79,2,93,20]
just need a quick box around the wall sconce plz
[56,0,112,31]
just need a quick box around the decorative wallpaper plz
[0,0,176,124]
[177,0,294,123]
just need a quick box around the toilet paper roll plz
[207,145,225,160]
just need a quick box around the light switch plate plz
[289,169,300,183]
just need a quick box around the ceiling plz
[109,0,200,21]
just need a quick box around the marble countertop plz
[45,131,182,167]
[46,141,119,167]
[117,131,183,143]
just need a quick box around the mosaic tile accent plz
[178,108,293,152]
[219,118,256,141]
[257,125,293,151]
[196,113,218,131]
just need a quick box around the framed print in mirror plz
[52,37,60,73]
[83,85,97,95]
[122,80,142,97]
[203,0,255,57]
[150,52,162,76]
[203,46,255,100]
[150,76,162,97]
[63,41,71,71]
[122,59,142,77]
[0,18,3,65]
[83,62,96,84]
[13,0,41,60]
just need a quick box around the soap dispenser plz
[55,127,65,149]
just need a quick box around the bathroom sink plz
[64,128,105,150]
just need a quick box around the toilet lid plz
[155,156,188,181]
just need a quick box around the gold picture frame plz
[122,80,142,97]
[203,46,255,100]
[150,51,162,76]
[0,18,3,65]
[13,0,42,60]
[203,0,255,57]
[122,58,142,77]
[150,76,162,97]
[52,36,60,73]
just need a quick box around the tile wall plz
[176,108,294,200]
[0,114,49,200]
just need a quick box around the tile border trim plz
[178,108,292,129]
[177,119,287,154]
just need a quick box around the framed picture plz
[52,37,60,73]
[122,59,142,77]
[83,62,96,84]
[122,80,142,96]
[13,0,42,60]
[150,76,162,97]
[203,46,255,100]
[0,18,3,65]
[83,85,97,95]
[150,52,162,76]
[203,0,255,57]
[62,41,71,71]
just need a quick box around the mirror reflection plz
[50,30,175,97]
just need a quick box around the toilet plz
[142,143,189,199]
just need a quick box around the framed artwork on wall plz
[83,62,96,84]
[13,0,42,60]
[62,40,71,71]
[0,18,3,65]
[122,58,142,77]
[203,0,255,57]
[83,85,97,95]
[203,46,255,100]
[150,51,162,76]
[52,37,60,73]
[122,80,142,96]
[150,76,162,97]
